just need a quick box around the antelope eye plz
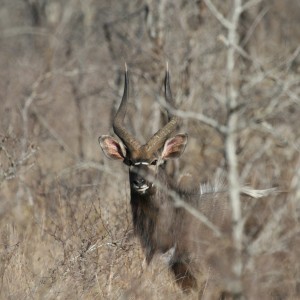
[150,159,158,165]
[125,158,133,166]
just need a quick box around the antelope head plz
[99,67,188,195]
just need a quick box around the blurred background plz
[0,0,299,299]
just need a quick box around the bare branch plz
[157,95,227,134]
[242,0,263,12]
[223,0,245,297]
[203,0,232,29]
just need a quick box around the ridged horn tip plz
[112,65,140,151]
[144,68,179,153]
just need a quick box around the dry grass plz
[0,0,300,299]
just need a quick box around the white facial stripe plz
[134,162,149,166]
[133,184,149,190]
[133,184,150,194]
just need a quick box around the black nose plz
[133,177,145,187]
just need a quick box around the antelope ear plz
[98,135,126,161]
[161,134,188,159]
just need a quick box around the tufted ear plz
[98,135,126,161]
[161,134,188,159]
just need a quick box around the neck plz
[130,167,174,262]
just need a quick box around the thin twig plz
[203,0,232,29]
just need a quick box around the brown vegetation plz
[0,0,299,299]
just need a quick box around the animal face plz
[99,134,188,195]
[129,161,158,195]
